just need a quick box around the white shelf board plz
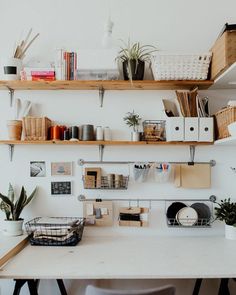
[210,62,236,89]
[214,136,236,145]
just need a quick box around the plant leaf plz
[8,183,14,203]
[23,187,37,207]
[13,187,27,220]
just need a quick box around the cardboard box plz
[211,31,236,79]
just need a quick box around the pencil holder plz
[0,57,22,80]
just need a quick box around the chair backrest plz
[85,285,175,295]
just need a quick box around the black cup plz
[63,129,70,140]
[69,126,79,139]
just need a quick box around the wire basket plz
[25,217,85,246]
[152,53,212,80]
[165,200,213,228]
[83,175,129,190]
[214,106,236,139]
[142,120,166,141]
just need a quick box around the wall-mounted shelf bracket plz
[99,86,105,107]
[8,144,14,161]
[99,144,105,161]
[188,145,196,165]
[7,88,14,107]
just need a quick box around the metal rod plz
[78,158,216,167]
[78,194,216,203]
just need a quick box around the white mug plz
[0,57,23,80]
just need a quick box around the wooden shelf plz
[0,80,213,91]
[0,140,213,146]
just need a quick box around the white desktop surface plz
[0,235,236,279]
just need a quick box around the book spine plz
[31,71,55,76]
[74,52,77,80]
[67,52,70,80]
[70,52,73,80]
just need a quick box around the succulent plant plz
[0,183,37,220]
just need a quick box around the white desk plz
[0,234,28,268]
[0,235,236,279]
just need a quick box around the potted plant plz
[0,184,37,236]
[116,40,157,81]
[215,198,236,240]
[124,110,142,141]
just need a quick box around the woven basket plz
[152,53,212,80]
[22,116,51,140]
[214,107,236,139]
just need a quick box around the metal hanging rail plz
[78,158,216,167]
[78,195,217,203]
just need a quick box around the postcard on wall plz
[30,161,46,177]
[51,181,72,196]
[51,162,72,176]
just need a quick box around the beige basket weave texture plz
[22,117,51,140]
[214,107,236,139]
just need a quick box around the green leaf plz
[13,187,27,220]
[8,183,14,203]
[23,187,37,207]
[0,193,14,213]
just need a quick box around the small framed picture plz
[51,181,72,195]
[30,161,46,177]
[51,162,72,176]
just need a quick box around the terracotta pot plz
[7,120,22,140]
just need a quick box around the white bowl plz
[228,122,236,137]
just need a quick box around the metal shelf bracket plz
[8,144,14,161]
[99,87,105,107]
[8,88,14,107]
[98,144,105,161]
[188,145,196,165]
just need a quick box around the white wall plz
[1,0,236,294]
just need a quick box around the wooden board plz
[0,140,213,146]
[0,80,213,91]
[0,236,28,268]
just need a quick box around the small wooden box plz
[211,31,236,79]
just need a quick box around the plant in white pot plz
[124,110,142,141]
[0,184,37,236]
[215,198,236,240]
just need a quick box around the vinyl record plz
[166,202,187,225]
[176,207,198,226]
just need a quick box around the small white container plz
[96,126,104,140]
[225,224,236,240]
[2,219,24,236]
[131,131,140,141]
[104,127,111,141]
[0,57,23,80]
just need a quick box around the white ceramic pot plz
[131,131,140,141]
[0,57,23,80]
[2,219,24,236]
[225,224,236,240]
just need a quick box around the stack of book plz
[55,50,78,80]
[21,68,56,81]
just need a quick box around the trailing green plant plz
[0,183,37,221]
[123,110,141,132]
[116,39,158,80]
[215,198,236,226]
